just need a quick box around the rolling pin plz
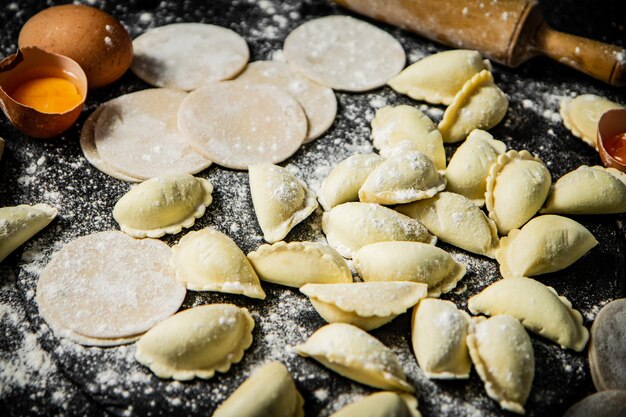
[334,0,626,86]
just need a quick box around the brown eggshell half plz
[598,109,626,173]
[0,47,87,139]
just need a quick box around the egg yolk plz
[604,132,626,164]
[10,77,82,114]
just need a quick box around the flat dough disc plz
[564,390,626,417]
[589,298,626,390]
[131,23,250,91]
[36,231,186,339]
[94,88,212,180]
[236,61,337,141]
[80,105,142,182]
[283,16,406,92]
[177,81,307,170]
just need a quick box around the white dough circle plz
[94,88,212,179]
[36,231,186,339]
[131,23,250,91]
[236,61,337,141]
[283,16,406,92]
[177,81,308,170]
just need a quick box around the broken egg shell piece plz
[0,47,87,139]
[598,108,626,173]
[113,174,213,238]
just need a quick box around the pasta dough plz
[559,94,624,148]
[177,82,308,170]
[213,361,304,417]
[497,215,597,278]
[445,129,506,205]
[467,315,534,414]
[247,241,351,287]
[135,304,254,380]
[295,323,413,392]
[485,150,551,235]
[283,16,406,92]
[353,241,466,297]
[36,231,186,340]
[396,192,499,258]
[329,392,421,417]
[541,166,626,214]
[322,202,436,258]
[318,154,384,211]
[358,151,446,205]
[131,23,249,90]
[113,174,213,238]
[171,227,266,299]
[371,105,445,170]
[236,61,337,142]
[468,277,589,351]
[412,299,471,379]
[300,281,428,330]
[437,70,508,143]
[0,203,57,262]
[249,164,318,243]
[387,49,491,105]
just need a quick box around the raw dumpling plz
[295,323,413,392]
[468,277,589,351]
[249,163,318,243]
[247,241,352,287]
[411,299,471,379]
[353,241,466,297]
[541,166,626,214]
[171,227,266,299]
[300,281,428,331]
[485,150,551,235]
[213,361,304,417]
[496,215,597,278]
[370,105,445,170]
[396,192,499,258]
[467,315,534,414]
[330,392,421,417]
[560,94,624,148]
[0,203,57,262]
[113,174,213,238]
[318,154,384,211]
[359,151,446,205]
[322,202,436,258]
[437,70,508,143]
[135,304,254,380]
[387,49,491,106]
[445,129,506,205]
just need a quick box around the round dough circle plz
[36,231,186,339]
[236,61,337,141]
[80,105,142,182]
[94,88,212,179]
[283,16,406,92]
[131,23,249,91]
[589,298,626,390]
[564,390,626,417]
[177,81,307,170]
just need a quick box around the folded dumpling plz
[0,203,57,262]
[249,163,318,243]
[485,150,551,235]
[496,215,597,278]
[171,227,266,299]
[387,49,491,105]
[445,129,506,206]
[318,154,384,211]
[560,94,624,148]
[353,241,466,297]
[396,192,499,258]
[295,323,413,392]
[468,277,589,351]
[437,70,508,143]
[542,166,626,214]
[322,202,436,258]
[330,392,421,417]
[370,105,445,170]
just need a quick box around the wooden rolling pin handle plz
[534,22,626,86]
